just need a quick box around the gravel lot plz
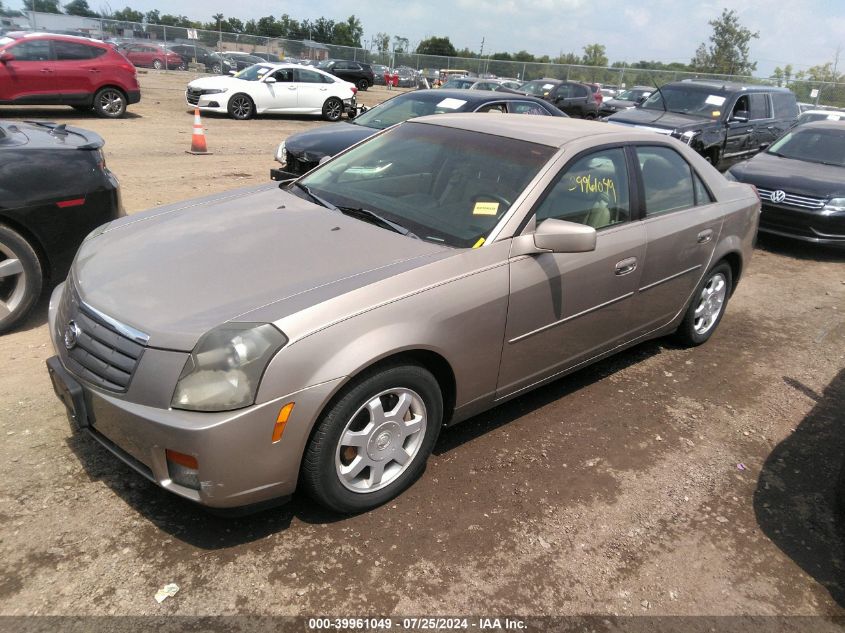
[0,71,843,622]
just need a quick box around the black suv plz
[317,59,375,91]
[608,80,799,169]
[169,44,230,74]
[517,79,599,118]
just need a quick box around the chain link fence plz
[22,14,845,107]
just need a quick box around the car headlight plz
[202,88,228,95]
[822,198,845,215]
[171,323,287,412]
[275,141,286,165]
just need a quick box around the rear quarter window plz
[772,92,799,119]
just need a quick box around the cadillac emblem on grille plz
[771,190,786,203]
[64,320,81,350]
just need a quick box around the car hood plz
[187,75,243,90]
[284,122,377,161]
[608,108,717,132]
[602,98,636,110]
[730,152,845,198]
[72,184,449,351]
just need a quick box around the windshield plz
[519,81,556,96]
[767,127,845,167]
[352,92,472,130]
[233,64,274,80]
[296,122,556,248]
[641,86,728,119]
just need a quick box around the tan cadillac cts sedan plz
[46,115,759,513]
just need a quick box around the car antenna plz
[650,77,668,113]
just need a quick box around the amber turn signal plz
[272,402,295,443]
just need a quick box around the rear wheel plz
[152,59,163,70]
[227,93,254,120]
[356,78,369,91]
[93,87,127,118]
[211,63,222,74]
[322,97,343,122]
[675,262,732,346]
[0,225,43,334]
[301,364,443,513]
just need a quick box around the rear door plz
[52,40,101,99]
[0,39,56,102]
[295,68,333,111]
[628,144,723,335]
[498,145,646,398]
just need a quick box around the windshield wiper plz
[336,206,419,239]
[294,182,339,211]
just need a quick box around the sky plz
[17,0,845,77]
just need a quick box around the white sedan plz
[185,63,357,121]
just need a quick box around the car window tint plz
[772,92,798,118]
[273,68,294,82]
[636,146,696,216]
[574,85,589,98]
[693,172,714,205]
[91,47,106,58]
[11,40,51,61]
[54,41,94,60]
[297,69,325,83]
[748,93,770,119]
[554,84,571,98]
[535,148,630,230]
[476,103,506,113]
[508,101,551,115]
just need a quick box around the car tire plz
[0,225,43,334]
[211,63,222,74]
[92,87,127,118]
[227,93,254,120]
[675,262,732,346]
[152,59,163,70]
[301,363,443,513]
[356,79,369,91]
[322,97,343,122]
[346,108,356,120]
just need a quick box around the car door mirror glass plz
[533,219,597,253]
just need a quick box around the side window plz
[54,41,94,61]
[508,101,551,115]
[273,68,294,82]
[635,146,696,216]
[574,85,589,98]
[534,148,630,230]
[693,172,714,205]
[554,84,572,99]
[10,40,51,61]
[731,95,750,118]
[748,93,771,119]
[91,47,106,58]
[476,103,506,113]
[296,69,325,83]
[772,92,798,119]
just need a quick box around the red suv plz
[122,43,184,70]
[0,33,141,118]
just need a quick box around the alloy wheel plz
[693,272,727,335]
[0,241,27,321]
[98,90,124,116]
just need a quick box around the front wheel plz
[301,364,443,513]
[675,262,732,346]
[0,225,43,334]
[322,97,343,122]
[152,59,163,70]
[211,63,222,74]
[227,93,254,120]
[93,87,127,118]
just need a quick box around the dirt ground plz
[0,71,843,624]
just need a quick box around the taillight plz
[594,91,603,104]
[351,86,358,95]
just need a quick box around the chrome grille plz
[59,284,147,393]
[756,188,826,210]
[186,88,201,106]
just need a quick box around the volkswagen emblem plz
[771,190,786,203]
[64,320,81,350]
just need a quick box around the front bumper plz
[47,283,343,509]
[759,204,845,247]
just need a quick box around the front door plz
[0,40,55,102]
[258,67,298,112]
[497,146,646,399]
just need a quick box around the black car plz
[168,44,230,74]
[317,59,375,91]
[222,52,265,72]
[608,80,799,169]
[0,121,121,332]
[725,121,845,247]
[271,89,566,179]
[517,79,600,119]
[252,52,282,63]
[599,86,653,116]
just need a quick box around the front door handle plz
[615,257,637,276]
[697,229,714,244]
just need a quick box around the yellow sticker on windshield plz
[473,202,500,216]
[473,237,485,248]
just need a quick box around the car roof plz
[408,89,554,105]
[799,109,845,117]
[795,120,845,130]
[673,79,792,93]
[5,31,107,47]
[412,112,663,148]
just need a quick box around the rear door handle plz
[615,257,637,276]
[697,229,714,243]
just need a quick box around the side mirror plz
[228,69,237,76]
[264,76,277,83]
[533,219,596,253]
[730,110,749,123]
[0,51,14,63]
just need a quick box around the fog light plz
[208,101,220,108]
[166,449,200,490]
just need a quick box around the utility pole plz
[479,36,484,75]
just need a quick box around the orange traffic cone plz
[186,107,212,155]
